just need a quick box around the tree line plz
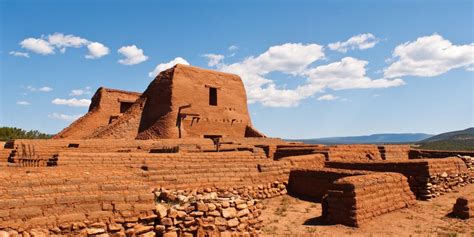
[0,127,52,141]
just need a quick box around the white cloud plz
[317,94,339,101]
[118,45,148,65]
[203,54,224,67]
[69,87,92,96]
[466,66,474,72]
[47,33,89,49]
[16,33,109,59]
[9,51,29,58]
[215,43,403,107]
[229,45,238,51]
[148,57,190,78]
[303,57,406,90]
[52,98,91,107]
[26,86,53,92]
[85,42,109,59]
[328,33,380,53]
[48,113,83,121]
[17,101,31,106]
[20,38,54,55]
[38,86,53,92]
[384,34,474,78]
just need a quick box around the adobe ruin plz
[55,64,264,140]
[0,64,473,236]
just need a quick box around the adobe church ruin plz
[55,64,264,140]
[0,64,473,236]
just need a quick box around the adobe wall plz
[168,65,255,139]
[288,168,370,201]
[89,65,264,139]
[409,149,474,159]
[273,144,327,160]
[279,154,327,169]
[323,172,416,227]
[0,145,293,234]
[379,145,410,160]
[325,158,471,199]
[54,88,141,139]
[327,145,382,161]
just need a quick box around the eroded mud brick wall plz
[88,64,264,139]
[0,168,155,230]
[379,145,410,160]
[327,145,383,161]
[54,88,141,139]
[323,172,416,227]
[325,158,471,199]
[409,149,474,159]
[287,168,370,201]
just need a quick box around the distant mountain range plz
[290,133,433,145]
[416,127,474,151]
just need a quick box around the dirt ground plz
[259,184,474,236]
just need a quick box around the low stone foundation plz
[0,182,287,236]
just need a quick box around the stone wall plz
[325,158,471,199]
[323,172,416,227]
[0,165,286,235]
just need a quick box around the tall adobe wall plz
[93,64,264,139]
[54,88,141,139]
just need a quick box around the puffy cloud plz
[20,38,54,55]
[16,33,109,59]
[85,42,109,59]
[26,86,53,92]
[9,51,29,58]
[203,54,225,67]
[328,33,380,53]
[48,113,83,121]
[17,101,31,106]
[47,33,89,52]
[304,57,406,90]
[229,45,238,51]
[148,57,190,78]
[317,94,339,101]
[118,45,148,65]
[384,34,474,78]
[69,87,92,96]
[215,43,403,107]
[52,98,91,107]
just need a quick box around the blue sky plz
[1,0,473,138]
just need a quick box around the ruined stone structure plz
[56,64,264,140]
[1,65,473,236]
[54,88,141,139]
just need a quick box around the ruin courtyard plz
[0,64,473,236]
